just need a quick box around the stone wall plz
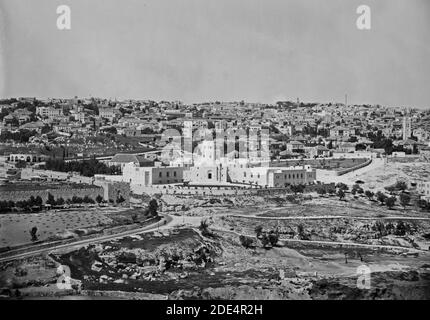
[336,159,372,176]
[130,183,334,197]
[106,182,131,205]
[0,186,104,203]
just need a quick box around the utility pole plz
[345,94,348,107]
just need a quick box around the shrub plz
[385,196,396,209]
[376,191,387,204]
[239,235,254,248]
[399,193,411,208]
[364,190,374,200]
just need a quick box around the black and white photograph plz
[0,0,430,306]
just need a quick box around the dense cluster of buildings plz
[1,97,430,198]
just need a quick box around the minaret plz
[402,109,411,140]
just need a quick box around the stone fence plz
[130,182,333,197]
[0,186,104,203]
[335,158,372,176]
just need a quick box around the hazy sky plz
[0,0,429,108]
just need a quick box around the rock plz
[14,267,28,277]
[114,279,125,284]
[91,262,103,273]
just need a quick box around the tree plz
[96,195,104,204]
[268,230,279,246]
[255,225,263,238]
[199,219,212,237]
[29,196,37,207]
[352,184,363,195]
[373,221,386,239]
[55,197,65,206]
[46,193,56,206]
[328,187,336,196]
[399,193,411,208]
[394,221,407,236]
[35,196,43,206]
[148,199,158,217]
[30,227,38,242]
[364,190,374,201]
[131,212,138,223]
[83,195,95,204]
[395,181,408,191]
[376,191,387,204]
[239,235,254,248]
[317,186,327,196]
[385,196,396,209]
[72,196,83,204]
[336,183,349,191]
[291,184,305,194]
[116,195,125,204]
[260,234,271,248]
[337,189,346,201]
[15,160,27,169]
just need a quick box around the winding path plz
[0,215,174,263]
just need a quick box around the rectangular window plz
[159,172,162,177]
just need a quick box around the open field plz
[346,160,430,191]
[0,207,147,249]
[1,190,430,300]
[1,226,429,300]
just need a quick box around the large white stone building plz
[122,162,184,186]
[417,181,430,201]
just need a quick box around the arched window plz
[208,171,213,179]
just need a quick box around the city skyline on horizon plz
[1,94,428,110]
[1,0,429,109]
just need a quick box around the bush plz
[376,191,387,204]
[385,196,396,209]
[364,190,374,200]
[395,181,408,191]
[291,184,305,194]
[336,183,349,191]
[96,195,104,204]
[337,189,345,200]
[199,219,212,237]
[268,231,279,246]
[239,235,254,248]
[255,225,263,237]
[399,193,411,207]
